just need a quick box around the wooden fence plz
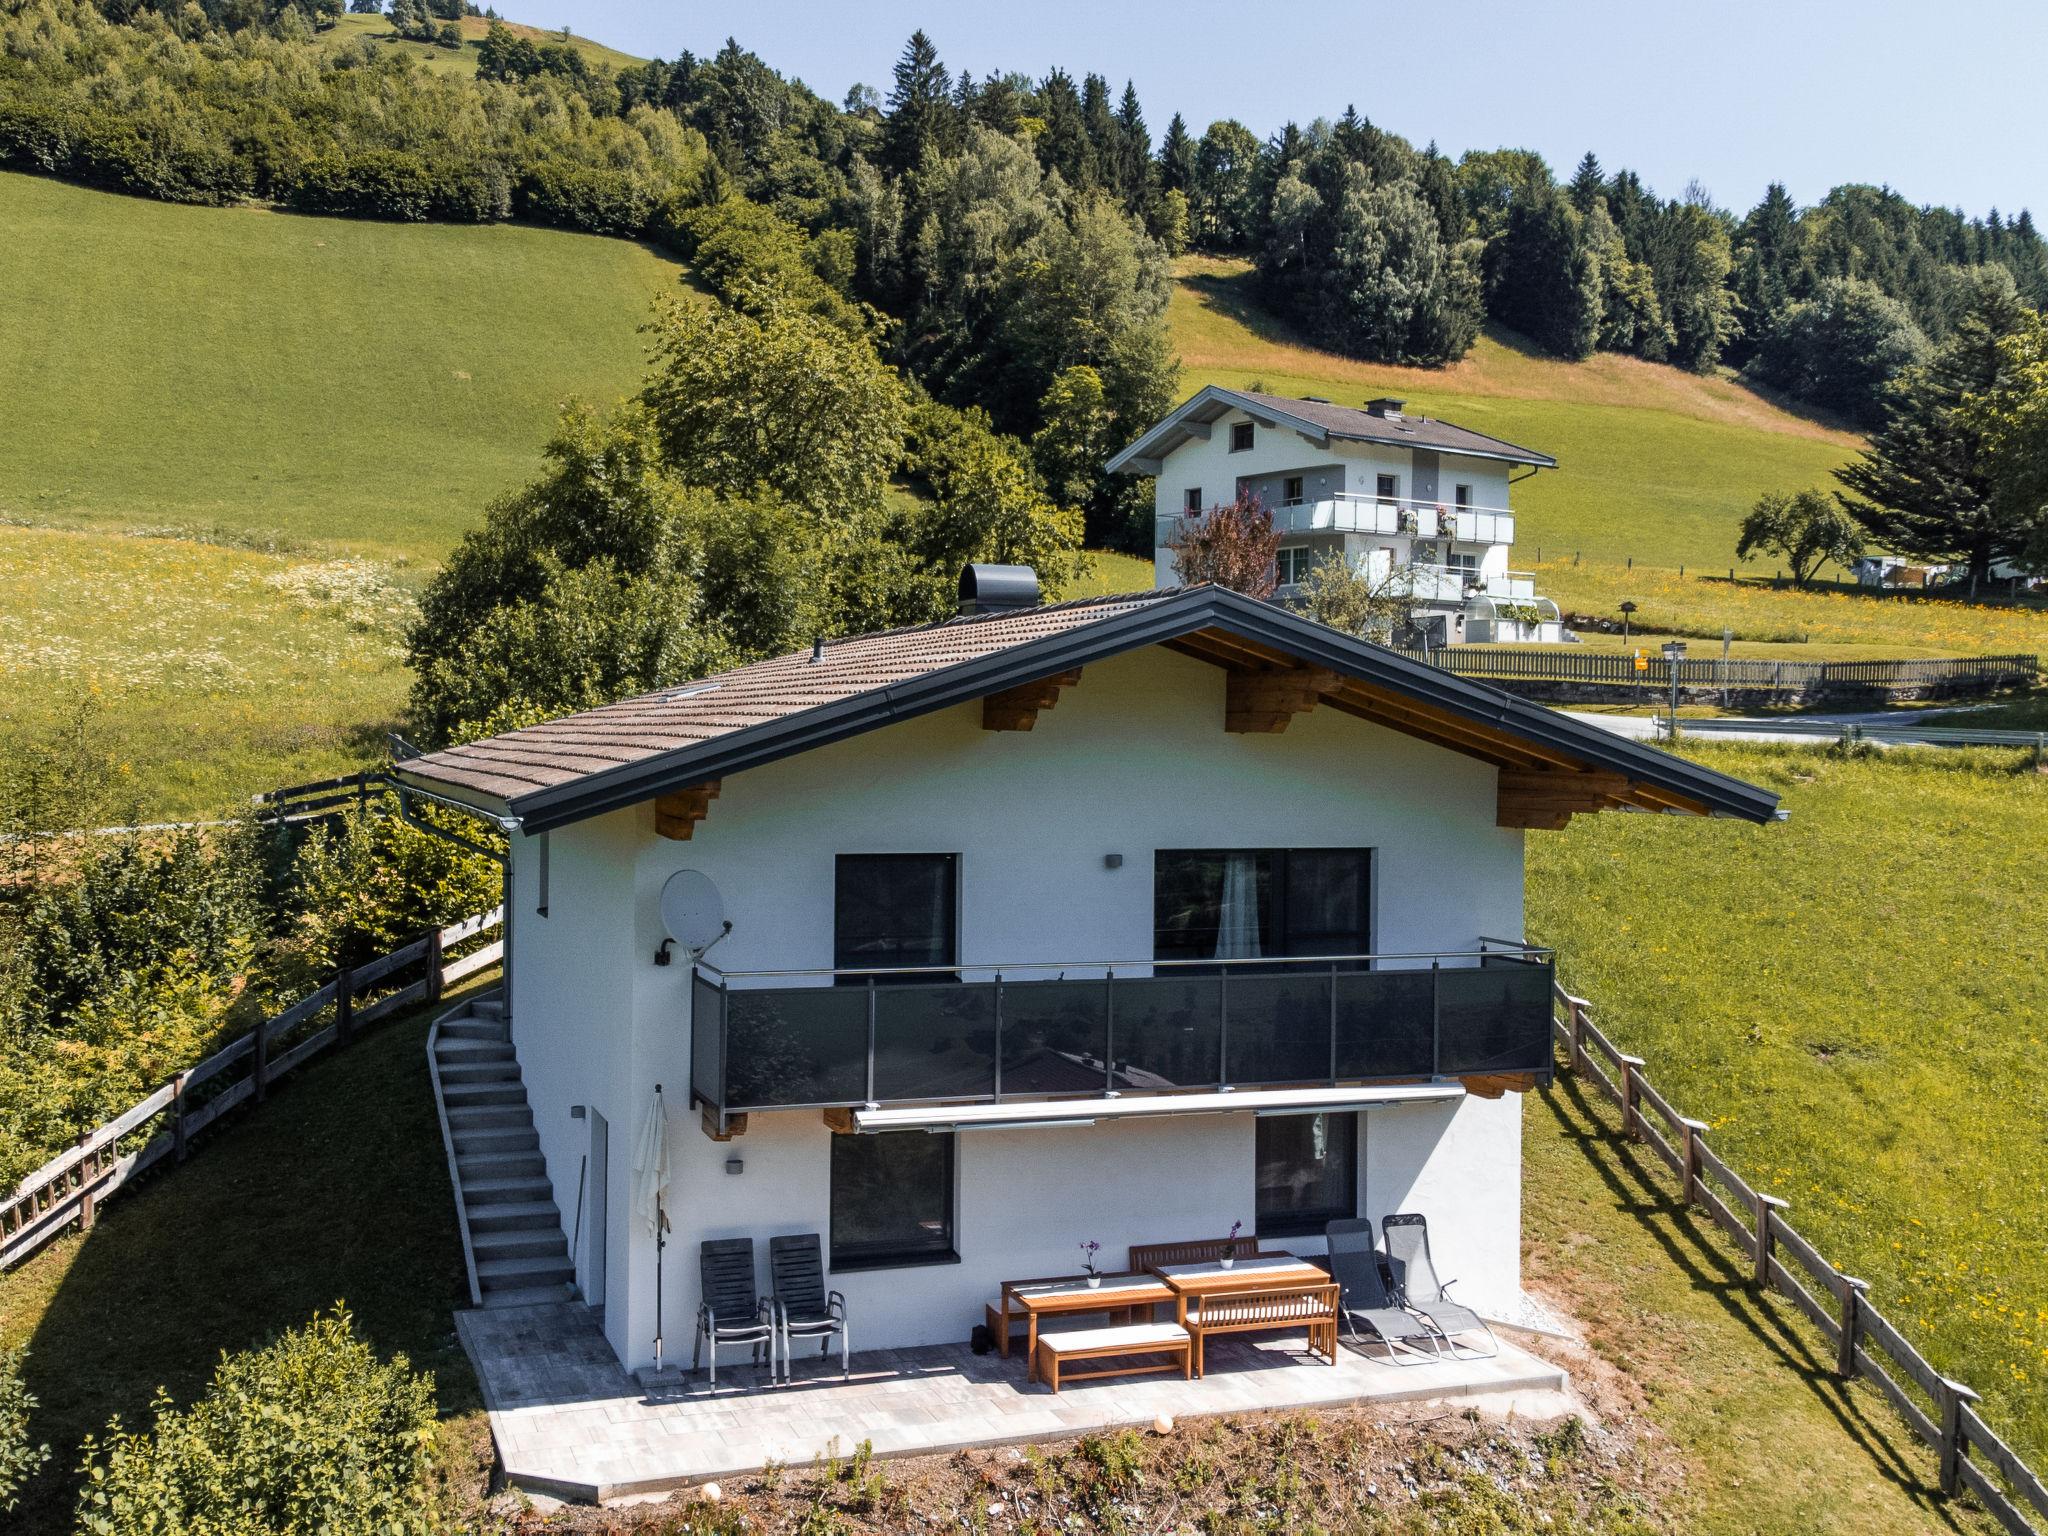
[1554,983,2047,1534]
[1403,648,2039,691]
[249,769,381,825]
[0,907,503,1273]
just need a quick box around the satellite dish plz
[657,870,729,963]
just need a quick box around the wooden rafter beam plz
[982,668,1083,732]
[1497,768,1630,831]
[1226,665,1342,733]
[655,781,721,841]
[1461,1072,1540,1099]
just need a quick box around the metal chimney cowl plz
[958,564,1041,616]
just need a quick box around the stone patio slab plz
[456,1302,1569,1503]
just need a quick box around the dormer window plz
[1229,421,1255,452]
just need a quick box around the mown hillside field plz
[0,169,678,561]
[1529,744,2048,1473]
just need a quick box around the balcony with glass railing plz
[690,947,1555,1118]
[1163,497,1517,547]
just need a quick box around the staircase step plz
[435,1039,516,1062]
[466,1199,563,1233]
[443,1082,528,1107]
[471,997,506,1020]
[464,1175,554,1206]
[447,1105,528,1130]
[459,1150,545,1180]
[479,1254,575,1289]
[440,1060,522,1085]
[472,1227,569,1262]
[440,1019,509,1043]
[453,1128,539,1156]
[481,1282,575,1309]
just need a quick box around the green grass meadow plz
[1529,744,2048,1473]
[0,170,678,563]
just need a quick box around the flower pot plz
[1219,1256,1235,1271]
[1086,1274,1102,1289]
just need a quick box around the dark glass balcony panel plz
[999,978,1110,1096]
[1222,969,1332,1085]
[1333,968,1437,1079]
[1437,960,1552,1074]
[1109,975,1222,1090]
[691,972,725,1109]
[724,986,868,1109]
[872,981,997,1101]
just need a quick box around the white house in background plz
[395,570,1777,1375]
[1109,386,1566,644]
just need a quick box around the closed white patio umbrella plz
[633,1085,673,1369]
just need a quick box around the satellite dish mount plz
[654,869,731,967]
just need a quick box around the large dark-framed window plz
[829,1131,959,1271]
[834,854,957,981]
[1229,421,1255,452]
[1256,1112,1359,1239]
[1154,849,1372,966]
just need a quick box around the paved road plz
[1562,707,1981,746]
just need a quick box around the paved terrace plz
[456,1302,1571,1503]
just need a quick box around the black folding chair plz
[1322,1218,1445,1363]
[693,1238,778,1388]
[1381,1213,1498,1360]
[769,1233,849,1381]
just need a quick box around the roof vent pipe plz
[1365,397,1406,418]
[958,564,1040,616]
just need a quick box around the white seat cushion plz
[1038,1323,1188,1354]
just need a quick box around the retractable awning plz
[849,1083,1466,1134]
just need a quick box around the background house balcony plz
[1407,566,1542,604]
[1164,498,1517,546]
[690,949,1555,1119]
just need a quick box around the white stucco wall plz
[507,643,1531,1366]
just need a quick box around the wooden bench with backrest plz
[1033,1322,1191,1393]
[1181,1283,1341,1376]
[1129,1234,1263,1272]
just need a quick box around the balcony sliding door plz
[1153,849,1371,966]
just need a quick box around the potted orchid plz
[1080,1239,1103,1287]
[1219,1220,1243,1269]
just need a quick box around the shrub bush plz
[0,1348,50,1514]
[74,1309,438,1536]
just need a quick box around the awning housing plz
[850,1082,1466,1134]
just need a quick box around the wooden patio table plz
[993,1272,1177,1382]
[1150,1253,1333,1323]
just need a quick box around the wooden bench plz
[1182,1283,1340,1376]
[1128,1235,1262,1271]
[1034,1322,1191,1393]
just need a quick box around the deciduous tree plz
[1166,492,1279,597]
[1735,489,1865,587]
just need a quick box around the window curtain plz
[1214,853,1263,960]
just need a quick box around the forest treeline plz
[6,1,2047,442]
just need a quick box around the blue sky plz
[524,0,2046,219]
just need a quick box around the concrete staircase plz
[430,993,576,1309]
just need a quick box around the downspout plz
[390,777,523,1025]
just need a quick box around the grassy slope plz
[0,975,1976,1536]
[1529,745,2048,1474]
[322,12,646,80]
[0,170,678,563]
[0,983,496,1534]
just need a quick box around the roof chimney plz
[1365,397,1406,419]
[958,564,1041,616]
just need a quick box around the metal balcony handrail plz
[696,943,1551,983]
[1159,494,1521,520]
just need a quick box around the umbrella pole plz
[653,1084,666,1373]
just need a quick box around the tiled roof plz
[1233,391,1558,467]
[398,590,1174,806]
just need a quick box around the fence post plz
[253,1012,270,1105]
[335,965,355,1045]
[1752,1191,1789,1288]
[1679,1117,1708,1203]
[1835,1275,1868,1379]
[1938,1378,1980,1497]
[1619,1055,1646,1139]
[1567,997,1587,1075]
[426,926,446,1006]
[74,1132,96,1233]
[173,1069,192,1164]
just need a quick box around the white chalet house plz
[397,573,1776,1376]
[1111,386,1565,643]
